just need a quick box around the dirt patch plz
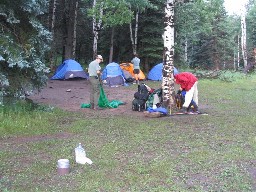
[28,79,146,117]
[27,79,208,117]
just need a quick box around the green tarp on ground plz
[81,84,124,109]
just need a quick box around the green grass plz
[1,74,256,191]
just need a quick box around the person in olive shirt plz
[88,55,103,110]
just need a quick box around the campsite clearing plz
[28,79,208,116]
[3,77,256,191]
[28,79,155,116]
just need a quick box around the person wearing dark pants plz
[88,55,103,110]
[131,54,140,84]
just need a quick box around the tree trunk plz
[62,0,78,60]
[237,34,240,68]
[254,48,256,62]
[48,0,57,33]
[61,0,67,62]
[241,14,247,68]
[48,0,57,71]
[184,38,188,62]
[109,27,115,63]
[144,57,149,73]
[72,0,79,57]
[162,0,175,114]
[92,0,103,57]
[134,10,139,54]
[233,51,236,70]
[129,8,139,55]
[129,22,134,53]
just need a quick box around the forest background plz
[1,0,256,98]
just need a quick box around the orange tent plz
[120,63,145,80]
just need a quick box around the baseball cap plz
[97,55,103,60]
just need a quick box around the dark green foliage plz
[175,0,236,70]
[218,70,247,82]
[246,1,256,59]
[0,0,51,97]
[139,0,165,71]
[0,98,53,114]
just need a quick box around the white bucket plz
[57,159,70,175]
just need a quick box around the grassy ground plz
[1,74,256,191]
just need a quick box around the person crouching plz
[174,72,199,113]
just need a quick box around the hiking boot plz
[192,104,200,114]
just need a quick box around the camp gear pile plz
[132,83,198,116]
[132,83,150,112]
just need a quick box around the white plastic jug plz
[75,143,93,165]
[75,143,86,164]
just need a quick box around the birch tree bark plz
[241,13,247,68]
[128,0,153,55]
[92,0,103,57]
[238,34,240,68]
[129,9,139,55]
[184,38,188,62]
[162,0,175,113]
[233,51,236,70]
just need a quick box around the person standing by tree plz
[174,72,199,113]
[131,54,140,84]
[88,55,103,110]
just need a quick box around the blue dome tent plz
[51,59,89,80]
[101,62,125,87]
[147,63,179,81]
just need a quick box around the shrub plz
[218,70,247,82]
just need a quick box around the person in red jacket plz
[174,72,199,113]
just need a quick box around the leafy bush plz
[218,70,247,82]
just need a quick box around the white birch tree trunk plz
[162,0,175,114]
[238,34,240,68]
[184,38,188,62]
[134,10,139,54]
[129,22,134,52]
[233,51,236,70]
[241,13,247,67]
[92,0,103,57]
[254,48,256,62]
[129,9,139,55]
